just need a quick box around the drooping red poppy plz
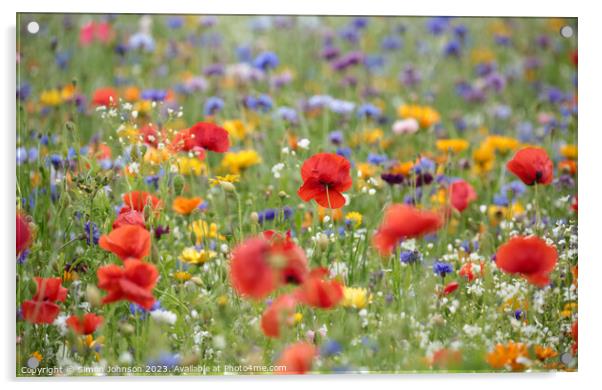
[229,237,279,299]
[21,277,68,324]
[449,179,477,212]
[297,153,352,209]
[17,213,31,255]
[276,342,317,375]
[121,191,162,213]
[112,209,146,230]
[373,204,443,256]
[91,87,119,107]
[182,122,230,153]
[294,268,343,309]
[495,236,558,287]
[97,259,158,310]
[263,230,309,285]
[506,147,553,186]
[99,225,151,261]
[66,313,104,335]
[260,294,298,338]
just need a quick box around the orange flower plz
[534,345,557,361]
[276,342,316,375]
[172,196,203,215]
[99,225,151,261]
[486,341,529,371]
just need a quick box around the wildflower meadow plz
[16,14,578,376]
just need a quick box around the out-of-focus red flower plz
[294,268,343,309]
[571,196,578,212]
[79,21,112,46]
[373,204,443,256]
[506,147,553,186]
[297,153,352,209]
[97,259,158,310]
[459,262,485,282]
[571,50,577,67]
[112,209,146,230]
[449,179,477,212]
[261,294,298,338]
[495,236,558,287]
[173,122,230,154]
[17,213,31,255]
[121,191,162,213]
[66,313,104,335]
[229,237,279,299]
[431,348,462,369]
[572,320,578,354]
[21,277,68,324]
[99,225,151,261]
[443,281,459,295]
[263,230,309,285]
[140,124,159,148]
[91,87,119,107]
[276,342,317,375]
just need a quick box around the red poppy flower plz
[571,320,578,354]
[263,230,309,285]
[182,122,230,153]
[449,180,477,212]
[91,87,119,107]
[261,294,298,338]
[66,313,104,335]
[21,300,61,324]
[294,268,343,309]
[459,262,485,282]
[21,277,68,324]
[112,209,146,230]
[443,281,459,295]
[229,237,279,299]
[373,204,443,256]
[97,259,158,310]
[140,124,159,148]
[506,147,553,186]
[99,225,151,261]
[495,236,558,287]
[276,342,317,375]
[121,191,162,213]
[297,153,352,209]
[17,213,31,255]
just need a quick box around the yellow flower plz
[436,139,469,154]
[117,125,140,144]
[345,212,363,228]
[470,47,495,64]
[40,89,62,106]
[221,150,261,174]
[179,247,217,265]
[473,144,495,174]
[560,302,577,318]
[191,220,225,244]
[484,135,519,154]
[32,351,43,362]
[293,312,303,324]
[397,104,440,128]
[174,271,192,281]
[488,204,524,226]
[134,100,152,114]
[560,144,577,160]
[356,162,378,179]
[342,287,371,309]
[223,119,250,140]
[209,174,240,187]
[178,157,206,176]
[217,295,228,306]
[144,147,170,165]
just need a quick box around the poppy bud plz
[85,285,102,307]
[278,191,289,199]
[190,276,204,286]
[173,175,184,195]
[65,121,76,132]
[317,233,329,251]
[119,322,135,334]
[250,212,259,224]
[220,181,236,192]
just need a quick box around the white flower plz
[297,138,311,149]
[119,351,133,364]
[271,163,285,178]
[53,314,68,336]
[150,309,177,325]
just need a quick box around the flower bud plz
[85,285,102,308]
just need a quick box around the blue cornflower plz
[147,353,180,370]
[130,301,161,318]
[329,130,344,145]
[433,261,454,278]
[412,157,435,174]
[400,250,421,264]
[84,221,100,245]
[443,40,462,57]
[128,32,155,52]
[337,147,352,160]
[367,153,388,165]
[236,45,252,63]
[381,35,403,51]
[321,340,343,357]
[256,94,273,112]
[357,103,381,119]
[204,96,224,116]
[275,107,298,123]
[253,51,279,71]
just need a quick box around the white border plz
[2,1,600,389]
